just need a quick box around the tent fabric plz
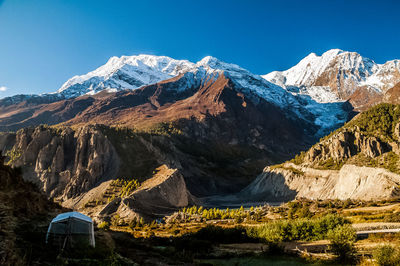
[51,211,93,223]
[46,211,95,247]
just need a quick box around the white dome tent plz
[46,211,95,248]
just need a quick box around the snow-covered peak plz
[53,53,351,136]
[272,49,372,87]
[57,53,276,100]
[58,54,196,98]
[197,56,219,66]
[196,56,243,72]
[362,59,400,91]
[261,49,399,103]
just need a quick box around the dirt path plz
[353,222,400,231]
[343,203,400,213]
[218,240,331,255]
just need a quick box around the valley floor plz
[53,199,400,265]
[5,185,400,265]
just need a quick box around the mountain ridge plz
[263,49,400,109]
[0,52,354,137]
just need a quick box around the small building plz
[46,211,95,248]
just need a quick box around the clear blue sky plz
[1,0,400,98]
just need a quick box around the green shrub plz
[347,103,400,142]
[384,213,400,222]
[97,221,110,230]
[247,214,348,243]
[373,245,400,266]
[318,157,344,170]
[296,205,312,219]
[246,220,289,242]
[290,151,305,165]
[342,199,353,209]
[180,205,253,221]
[5,148,22,165]
[111,214,120,227]
[327,224,356,261]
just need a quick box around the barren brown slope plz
[0,96,95,131]
[62,73,313,153]
[383,81,400,104]
[0,72,314,159]
[348,81,400,111]
[62,73,231,128]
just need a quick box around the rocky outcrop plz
[96,165,197,222]
[240,163,400,201]
[304,129,390,165]
[0,125,120,201]
[1,120,274,217]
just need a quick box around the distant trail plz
[343,203,400,213]
[356,228,400,238]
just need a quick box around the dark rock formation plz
[99,165,197,222]
[0,125,120,200]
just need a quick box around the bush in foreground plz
[247,214,348,242]
[98,221,110,230]
[373,244,400,266]
[327,224,356,262]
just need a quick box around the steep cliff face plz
[303,128,393,168]
[0,125,120,200]
[240,163,400,201]
[300,103,400,170]
[240,103,400,201]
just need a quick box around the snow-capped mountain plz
[56,54,350,135]
[58,55,196,98]
[59,54,295,105]
[59,54,287,103]
[262,49,400,105]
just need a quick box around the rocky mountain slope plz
[263,49,400,110]
[0,109,306,220]
[240,103,400,201]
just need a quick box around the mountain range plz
[0,52,358,135]
[2,49,400,222]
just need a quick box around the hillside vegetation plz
[290,103,400,173]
